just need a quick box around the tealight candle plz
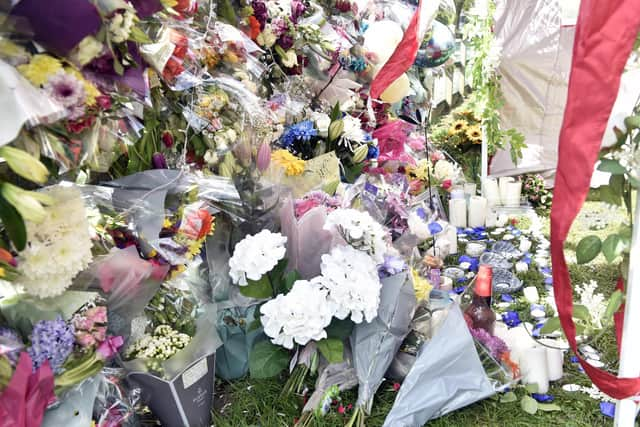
[515,261,529,273]
[468,196,488,228]
[523,286,540,303]
[531,304,546,319]
[448,198,467,228]
[483,178,500,206]
[519,239,532,253]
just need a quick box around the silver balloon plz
[414,21,456,68]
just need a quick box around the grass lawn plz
[213,199,626,427]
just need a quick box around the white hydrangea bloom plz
[320,245,381,323]
[407,211,432,239]
[324,208,387,263]
[16,185,93,298]
[432,160,457,181]
[229,230,287,286]
[260,280,335,349]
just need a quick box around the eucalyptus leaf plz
[521,395,539,415]
[249,340,290,379]
[598,185,621,206]
[317,338,344,364]
[575,235,602,264]
[597,159,626,175]
[540,317,561,335]
[604,290,624,320]
[602,234,624,263]
[538,403,562,412]
[572,305,591,322]
[609,174,625,197]
[525,383,539,394]
[500,391,518,403]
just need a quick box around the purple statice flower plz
[251,0,268,29]
[290,0,306,22]
[378,255,406,279]
[281,120,318,148]
[501,311,522,328]
[28,317,75,374]
[277,34,295,50]
[470,327,508,359]
[0,327,24,365]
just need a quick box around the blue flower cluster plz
[501,311,522,327]
[281,120,318,148]
[28,317,75,374]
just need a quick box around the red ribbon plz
[551,0,640,399]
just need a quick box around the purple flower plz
[570,355,579,363]
[378,255,406,278]
[277,34,295,50]
[281,120,318,147]
[501,294,514,303]
[152,152,168,169]
[501,311,522,328]
[28,317,75,374]
[251,0,268,28]
[44,72,86,119]
[454,286,466,294]
[531,393,554,403]
[416,207,427,220]
[458,255,479,272]
[428,222,443,235]
[532,322,545,337]
[470,327,508,359]
[290,0,306,22]
[366,145,379,160]
[0,327,24,365]
[544,276,553,285]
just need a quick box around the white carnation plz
[324,208,387,263]
[16,185,93,298]
[432,160,456,181]
[341,115,368,144]
[407,212,431,239]
[229,230,287,286]
[109,9,135,44]
[319,245,381,323]
[260,280,335,349]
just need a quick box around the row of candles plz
[448,177,523,228]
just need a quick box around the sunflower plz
[449,119,468,135]
[466,125,483,144]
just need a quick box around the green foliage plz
[317,338,344,364]
[249,340,290,379]
[575,235,602,264]
[239,276,273,299]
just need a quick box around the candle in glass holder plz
[499,177,515,205]
[538,339,565,381]
[504,181,522,207]
[450,188,465,199]
[483,178,500,206]
[468,196,488,227]
[520,346,550,393]
[464,182,477,198]
[445,225,458,254]
[485,208,497,227]
[449,198,467,228]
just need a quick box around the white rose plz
[311,112,331,137]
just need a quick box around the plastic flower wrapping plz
[0,0,559,425]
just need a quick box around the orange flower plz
[248,16,261,40]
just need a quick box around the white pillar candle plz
[519,239,532,253]
[499,177,515,205]
[504,181,522,207]
[434,238,452,258]
[445,225,458,254]
[448,198,467,228]
[520,346,550,393]
[523,286,540,303]
[546,347,564,381]
[464,182,477,197]
[485,208,497,227]
[450,188,465,199]
[483,178,500,206]
[468,196,488,228]
[506,324,537,364]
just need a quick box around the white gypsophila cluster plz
[229,230,287,286]
[407,212,433,240]
[126,325,191,360]
[577,280,606,329]
[260,279,335,349]
[16,185,93,298]
[319,245,381,323]
[612,141,640,183]
[108,9,135,43]
[324,208,387,263]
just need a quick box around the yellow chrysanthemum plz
[271,149,305,176]
[405,159,430,181]
[466,125,482,144]
[0,39,28,60]
[449,119,468,135]
[17,54,63,86]
[163,218,173,228]
[66,67,100,106]
[186,239,205,260]
[412,268,432,302]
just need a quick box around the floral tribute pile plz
[0,0,616,426]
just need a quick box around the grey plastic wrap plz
[382,304,494,427]
[351,271,417,413]
[41,375,101,427]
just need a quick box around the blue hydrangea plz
[367,145,379,160]
[501,311,522,328]
[28,317,75,374]
[281,120,318,148]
